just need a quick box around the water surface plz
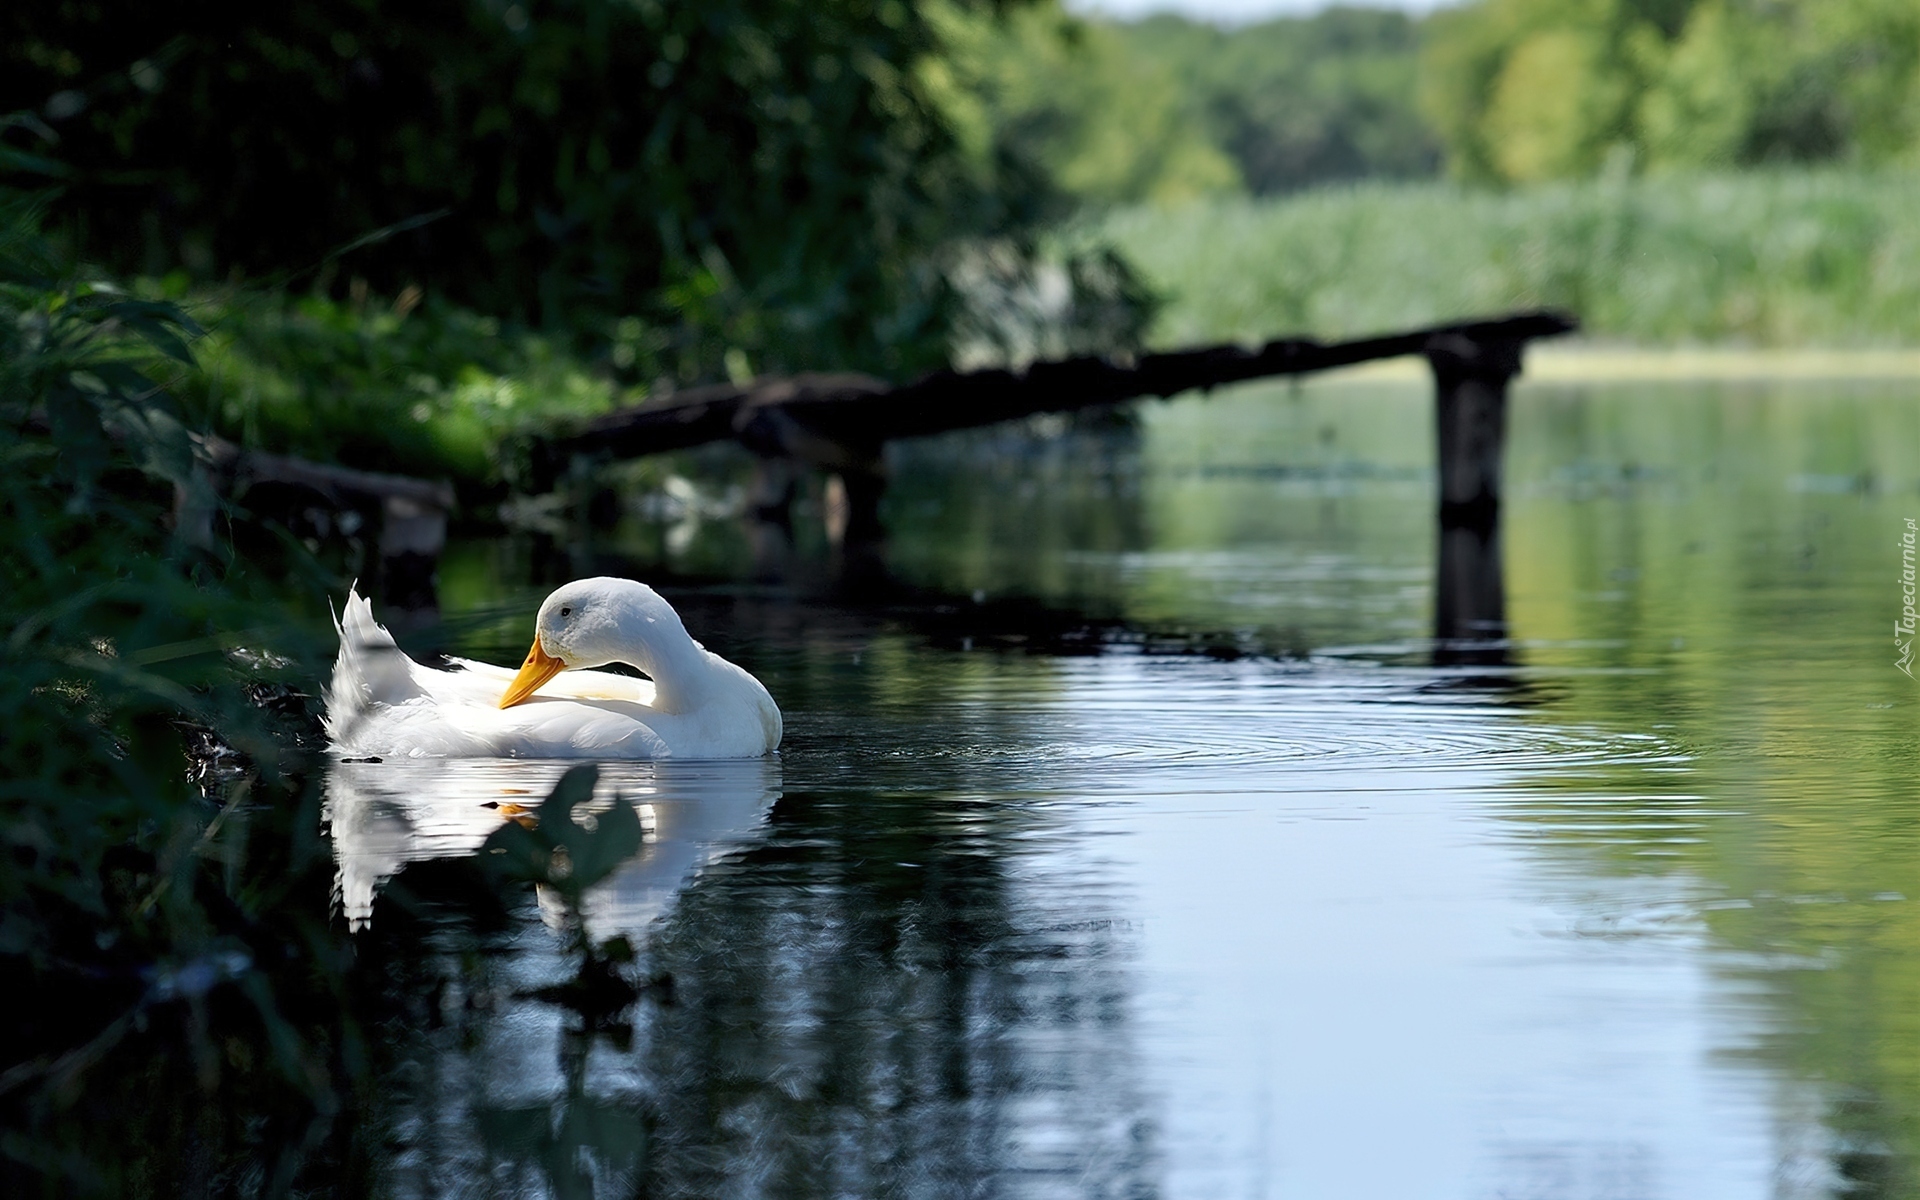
[346,373,1920,1198]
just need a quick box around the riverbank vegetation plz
[175,288,630,490]
[4,0,1057,377]
[1091,165,1920,349]
[0,186,357,1190]
[5,0,1917,493]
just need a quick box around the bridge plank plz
[546,310,1577,471]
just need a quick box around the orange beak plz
[499,638,567,708]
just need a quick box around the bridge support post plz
[829,462,888,548]
[1426,333,1521,528]
[1425,334,1522,664]
[378,494,447,615]
[1433,523,1507,665]
[742,436,888,584]
[747,455,799,526]
[823,447,888,590]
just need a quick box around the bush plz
[1,0,1077,380]
[173,286,633,489]
[0,187,352,1194]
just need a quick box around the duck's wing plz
[327,589,426,748]
[495,698,672,758]
[443,657,657,706]
[326,588,675,757]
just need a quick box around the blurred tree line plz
[1421,0,1920,183]
[960,0,1920,200]
[1111,8,1440,195]
[965,4,1436,202]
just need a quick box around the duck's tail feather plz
[324,585,422,743]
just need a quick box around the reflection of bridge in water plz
[535,310,1574,668]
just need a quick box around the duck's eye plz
[560,606,572,617]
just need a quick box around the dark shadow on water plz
[320,759,1159,1198]
[1428,516,1528,697]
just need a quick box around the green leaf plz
[110,299,203,365]
[0,145,72,179]
[562,801,642,892]
[480,814,556,885]
[538,762,600,817]
[540,764,646,890]
[480,764,646,893]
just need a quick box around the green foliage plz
[947,241,1160,368]
[176,287,634,488]
[1090,166,1920,347]
[954,5,1438,203]
[0,196,654,1181]
[481,768,655,1016]
[1113,8,1441,194]
[944,4,1241,207]
[484,763,647,910]
[0,189,361,1192]
[1421,0,1920,183]
[0,0,1076,381]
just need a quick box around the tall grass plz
[168,288,637,491]
[1089,167,1920,348]
[0,188,362,1193]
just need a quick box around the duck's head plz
[499,577,692,708]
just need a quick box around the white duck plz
[325,577,782,759]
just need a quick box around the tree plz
[1419,0,1920,183]
[1122,8,1441,195]
[945,4,1241,208]
[1,0,1086,380]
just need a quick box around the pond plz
[134,372,1920,1196]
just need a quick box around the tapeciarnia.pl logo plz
[1900,518,1917,678]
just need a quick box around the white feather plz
[324,580,781,760]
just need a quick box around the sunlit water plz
[341,373,1920,1198]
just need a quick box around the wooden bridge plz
[532,308,1574,661]
[533,310,1576,546]
[205,309,1577,657]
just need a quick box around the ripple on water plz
[799,657,1685,780]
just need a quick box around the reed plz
[1089,166,1920,348]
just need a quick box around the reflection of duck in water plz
[325,758,781,934]
[325,577,781,759]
